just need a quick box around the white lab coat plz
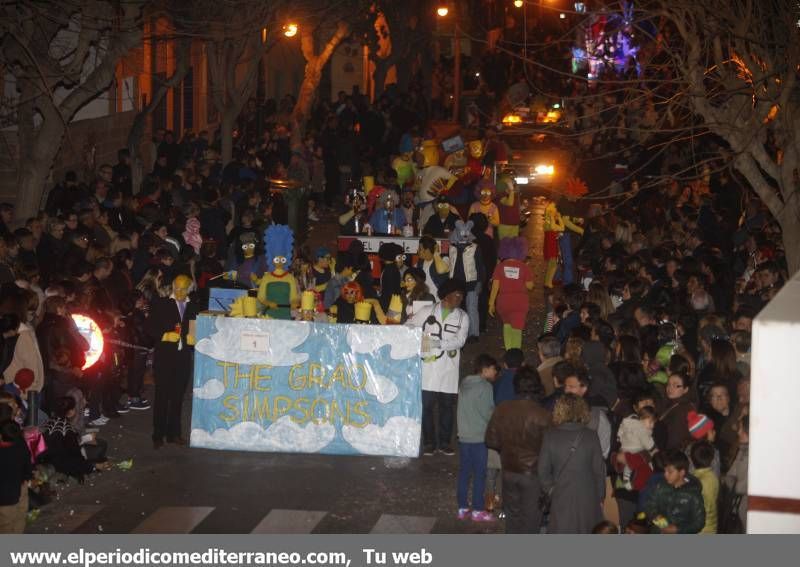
[408,302,469,394]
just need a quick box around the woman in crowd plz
[400,267,435,323]
[538,394,606,534]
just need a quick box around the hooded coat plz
[643,474,706,533]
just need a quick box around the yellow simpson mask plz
[419,140,440,168]
[173,274,193,301]
[468,139,485,159]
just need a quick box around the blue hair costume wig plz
[264,224,294,272]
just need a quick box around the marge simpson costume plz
[257,225,299,319]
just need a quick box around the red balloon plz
[14,368,34,391]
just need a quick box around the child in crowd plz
[690,440,719,534]
[615,405,657,490]
[456,354,498,522]
[493,348,523,405]
[687,410,721,475]
[485,348,523,514]
[323,253,355,309]
[643,450,705,534]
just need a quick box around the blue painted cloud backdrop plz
[190,315,422,457]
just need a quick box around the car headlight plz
[535,164,555,175]
[515,177,529,184]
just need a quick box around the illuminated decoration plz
[283,23,298,37]
[573,1,654,80]
[437,6,449,17]
[72,314,104,370]
[502,113,522,124]
[261,27,267,43]
[542,109,562,123]
[565,177,589,198]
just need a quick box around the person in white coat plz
[409,279,469,456]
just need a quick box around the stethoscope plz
[421,303,463,361]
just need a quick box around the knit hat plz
[687,410,714,439]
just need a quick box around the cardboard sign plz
[240,331,269,352]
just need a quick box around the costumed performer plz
[543,199,565,289]
[145,274,201,449]
[257,225,299,319]
[409,278,469,455]
[489,237,533,349]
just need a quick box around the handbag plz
[539,429,585,514]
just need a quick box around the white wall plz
[749,269,800,533]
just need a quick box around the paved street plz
[28,200,547,535]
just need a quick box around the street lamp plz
[514,0,524,8]
[437,4,460,124]
[283,23,298,38]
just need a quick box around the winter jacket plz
[538,423,606,534]
[654,394,695,452]
[485,397,552,474]
[694,467,719,534]
[643,474,706,533]
[456,375,494,443]
[3,324,44,393]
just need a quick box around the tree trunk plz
[293,60,323,123]
[292,22,350,123]
[220,110,236,166]
[17,125,67,219]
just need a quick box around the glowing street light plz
[437,6,449,17]
[514,0,524,7]
[283,23,298,37]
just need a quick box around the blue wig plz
[264,224,294,271]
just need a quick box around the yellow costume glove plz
[261,300,278,309]
[161,332,180,343]
[229,296,245,317]
[250,272,260,284]
[186,334,196,346]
